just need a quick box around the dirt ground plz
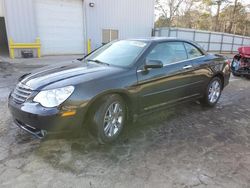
[0,58,250,188]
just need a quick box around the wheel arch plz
[213,72,225,89]
[83,89,135,124]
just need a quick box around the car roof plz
[126,37,207,54]
[127,37,191,43]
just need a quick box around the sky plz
[211,0,250,14]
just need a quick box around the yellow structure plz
[9,38,41,59]
[87,39,91,54]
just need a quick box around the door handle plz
[182,65,193,69]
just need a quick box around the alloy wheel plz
[208,80,221,103]
[103,102,123,137]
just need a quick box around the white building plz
[0,0,155,57]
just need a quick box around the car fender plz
[83,88,137,122]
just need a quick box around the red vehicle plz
[231,46,250,79]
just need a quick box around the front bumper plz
[14,119,47,139]
[233,68,250,76]
[8,97,86,137]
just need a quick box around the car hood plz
[20,60,123,90]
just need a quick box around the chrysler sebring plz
[8,38,231,143]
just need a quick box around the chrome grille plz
[12,83,32,104]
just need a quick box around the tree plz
[213,0,229,31]
[220,2,249,35]
[155,15,170,27]
[155,0,185,26]
[227,0,238,33]
[155,0,201,27]
[154,0,250,36]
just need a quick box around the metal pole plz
[231,35,235,54]
[208,32,211,52]
[82,0,88,55]
[159,28,162,37]
[220,34,224,54]
[241,37,244,47]
[151,28,155,37]
[87,39,91,54]
[168,28,171,37]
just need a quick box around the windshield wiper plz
[87,59,110,66]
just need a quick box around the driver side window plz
[146,42,187,66]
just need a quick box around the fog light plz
[41,130,47,137]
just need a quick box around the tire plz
[201,77,222,107]
[232,72,241,77]
[89,94,127,144]
[245,75,250,80]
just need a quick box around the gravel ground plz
[0,59,250,188]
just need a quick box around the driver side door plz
[136,41,198,112]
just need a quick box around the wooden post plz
[233,24,237,35]
[243,25,247,36]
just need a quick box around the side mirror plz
[144,59,163,69]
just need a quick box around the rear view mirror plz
[144,60,163,69]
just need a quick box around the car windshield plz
[85,40,148,67]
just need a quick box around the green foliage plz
[155,16,171,27]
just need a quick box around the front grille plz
[12,83,32,104]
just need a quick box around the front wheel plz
[201,77,222,107]
[89,94,126,144]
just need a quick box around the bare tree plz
[155,0,250,36]
[213,0,229,31]
[227,0,238,33]
[155,0,185,26]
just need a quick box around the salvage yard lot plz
[0,59,250,188]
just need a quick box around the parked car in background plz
[8,38,231,144]
[231,46,250,79]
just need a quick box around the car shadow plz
[22,100,216,175]
[13,98,235,176]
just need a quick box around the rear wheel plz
[201,77,222,107]
[89,94,126,144]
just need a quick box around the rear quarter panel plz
[191,54,230,93]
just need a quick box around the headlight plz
[33,86,74,108]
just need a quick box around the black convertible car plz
[8,38,231,143]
